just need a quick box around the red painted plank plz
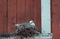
[0,0,7,34]
[32,0,41,32]
[17,0,26,23]
[3,0,8,34]
[30,0,34,20]
[25,0,32,22]
[0,0,3,34]
[8,0,16,33]
[52,0,60,39]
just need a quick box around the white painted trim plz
[41,0,51,33]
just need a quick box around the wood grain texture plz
[32,0,41,31]
[8,0,16,33]
[52,0,60,39]
[0,0,7,34]
[17,0,26,23]
[0,0,41,34]
[3,0,8,34]
[0,0,4,34]
[25,0,31,22]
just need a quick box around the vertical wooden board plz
[8,0,16,33]
[3,0,8,34]
[17,0,26,23]
[52,0,60,39]
[0,0,3,34]
[41,0,51,33]
[36,0,41,32]
[0,0,7,34]
[30,0,34,20]
[33,0,41,31]
[25,0,31,22]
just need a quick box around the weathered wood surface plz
[8,0,16,33]
[0,0,8,34]
[0,0,60,39]
[52,0,60,39]
[0,0,41,33]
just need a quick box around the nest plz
[16,20,40,38]
[17,27,40,37]
[0,20,40,39]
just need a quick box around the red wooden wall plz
[0,0,8,34]
[0,0,41,34]
[0,0,60,39]
[52,0,60,39]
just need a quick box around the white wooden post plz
[41,0,51,33]
[41,0,52,39]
